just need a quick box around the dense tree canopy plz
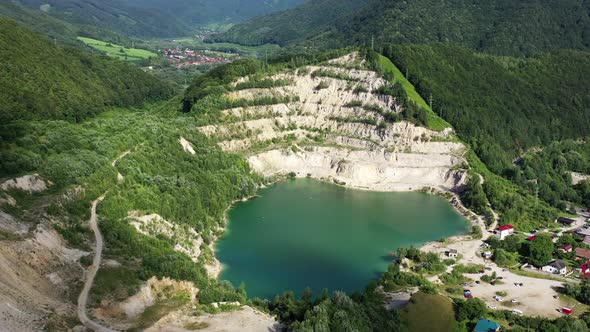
[0,19,174,124]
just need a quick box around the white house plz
[542,260,567,275]
[495,225,514,240]
[448,249,458,258]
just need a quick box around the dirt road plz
[77,150,132,331]
[76,194,117,332]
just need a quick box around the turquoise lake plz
[216,178,468,299]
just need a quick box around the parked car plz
[511,299,519,303]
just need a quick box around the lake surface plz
[216,178,468,299]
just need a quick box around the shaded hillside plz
[0,2,131,46]
[382,43,590,181]
[5,0,305,40]
[122,0,305,26]
[13,0,189,38]
[210,0,368,46]
[0,19,174,124]
[219,0,590,56]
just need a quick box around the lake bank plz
[215,178,469,299]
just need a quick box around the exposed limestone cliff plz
[198,52,469,192]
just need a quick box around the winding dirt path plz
[76,194,115,332]
[77,150,131,331]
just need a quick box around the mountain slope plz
[219,0,590,56]
[122,0,306,26]
[5,0,305,40]
[210,0,368,46]
[0,19,173,124]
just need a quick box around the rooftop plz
[474,318,500,332]
[547,259,566,270]
[497,224,514,231]
[576,247,590,259]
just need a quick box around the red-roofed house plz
[575,247,590,260]
[579,261,590,279]
[559,244,573,253]
[527,236,536,241]
[496,225,515,240]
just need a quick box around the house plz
[559,244,573,253]
[576,227,590,237]
[474,318,501,332]
[557,217,576,226]
[495,225,514,240]
[579,261,590,278]
[526,236,536,241]
[575,247,590,260]
[584,236,590,246]
[542,260,567,275]
[448,249,458,258]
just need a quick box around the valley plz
[2,1,590,331]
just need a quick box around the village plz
[162,47,239,68]
[413,208,590,331]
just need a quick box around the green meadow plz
[77,36,157,61]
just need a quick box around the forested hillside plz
[122,0,305,26]
[219,0,590,56]
[382,44,590,210]
[3,0,305,41]
[210,0,368,46]
[0,19,174,124]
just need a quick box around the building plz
[559,244,573,253]
[542,260,567,275]
[483,251,493,259]
[584,236,590,246]
[575,247,590,260]
[575,227,590,237]
[580,261,590,278]
[474,318,501,332]
[495,225,514,240]
[557,217,576,226]
[448,249,458,258]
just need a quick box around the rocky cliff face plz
[198,52,469,192]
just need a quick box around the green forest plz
[0,18,174,124]
[378,44,590,214]
[218,0,590,57]
[3,3,590,329]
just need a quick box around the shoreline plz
[211,174,483,281]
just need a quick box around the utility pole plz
[54,38,57,46]
[528,179,539,209]
[428,94,433,110]
[371,35,374,50]
[265,51,268,68]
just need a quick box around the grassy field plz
[377,55,451,131]
[401,293,457,332]
[77,37,158,61]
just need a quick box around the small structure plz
[526,236,536,241]
[474,318,501,332]
[557,217,576,226]
[542,260,567,275]
[580,261,590,278]
[561,307,573,315]
[559,244,573,253]
[448,249,458,258]
[495,225,514,240]
[584,236,590,246]
[483,251,493,259]
[575,247,590,260]
[575,227,590,237]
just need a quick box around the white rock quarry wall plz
[198,52,469,193]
